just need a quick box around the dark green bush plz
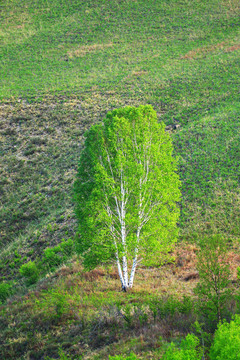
[150,295,193,319]
[34,289,71,320]
[42,247,62,269]
[41,238,74,271]
[59,238,74,256]
[209,315,240,360]
[117,295,194,332]
[19,261,39,285]
[194,235,231,331]
[162,334,203,360]
[0,282,12,303]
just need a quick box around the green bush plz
[162,334,203,360]
[148,295,193,321]
[34,289,71,320]
[19,261,39,285]
[41,238,74,271]
[194,235,231,331]
[0,282,11,303]
[42,247,62,269]
[209,315,240,360]
[59,238,74,256]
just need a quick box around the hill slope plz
[0,0,240,358]
[1,0,239,267]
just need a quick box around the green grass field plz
[0,0,240,358]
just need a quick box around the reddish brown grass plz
[180,42,225,59]
[225,44,240,52]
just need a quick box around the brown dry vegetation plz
[0,254,191,359]
[1,242,239,359]
[225,44,240,52]
[180,40,240,60]
[180,42,226,60]
[0,95,146,282]
[67,43,113,59]
[1,0,240,357]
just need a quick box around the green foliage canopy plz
[209,315,240,360]
[162,334,203,360]
[74,105,180,287]
[195,235,231,329]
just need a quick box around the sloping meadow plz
[0,0,240,358]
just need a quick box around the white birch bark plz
[116,256,124,289]
[104,150,129,290]
[129,243,139,288]
[103,135,155,290]
[129,141,151,288]
[120,169,128,290]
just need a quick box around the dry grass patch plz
[1,241,239,359]
[227,250,240,279]
[225,44,240,52]
[181,39,240,60]
[180,42,226,59]
[67,43,113,58]
[222,0,240,13]
[131,70,148,77]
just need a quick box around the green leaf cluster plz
[41,238,74,271]
[19,261,39,285]
[74,105,181,270]
[209,315,240,360]
[194,235,231,330]
[0,282,12,304]
[162,334,203,360]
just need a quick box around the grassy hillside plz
[0,245,239,359]
[0,247,199,359]
[1,0,240,105]
[0,0,240,358]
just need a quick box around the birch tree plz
[74,105,181,291]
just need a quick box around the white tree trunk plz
[129,226,141,288]
[129,252,138,288]
[122,256,128,290]
[120,168,129,290]
[116,258,124,289]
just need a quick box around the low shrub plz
[148,295,193,321]
[209,315,240,360]
[41,238,74,271]
[19,261,39,285]
[194,235,231,332]
[162,334,203,360]
[59,238,74,256]
[34,289,71,320]
[113,295,195,334]
[0,282,12,303]
[42,247,62,269]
